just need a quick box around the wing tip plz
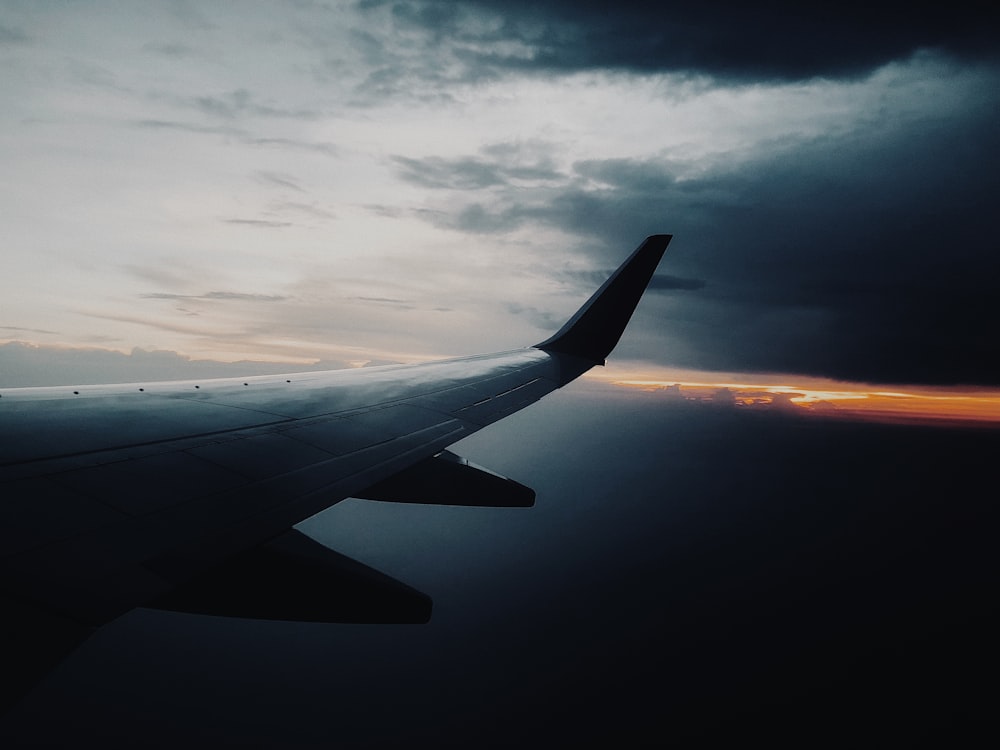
[535,234,671,362]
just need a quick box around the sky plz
[2,1,999,420]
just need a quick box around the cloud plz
[141,42,197,58]
[331,14,511,102]
[647,107,1000,385]
[268,201,337,221]
[255,171,304,192]
[360,1,996,81]
[0,342,365,387]
[391,143,564,190]
[0,24,29,45]
[245,137,339,156]
[0,325,59,336]
[134,119,243,136]
[648,275,707,292]
[505,302,562,332]
[122,262,206,290]
[563,268,706,293]
[132,121,339,156]
[392,156,504,190]
[190,88,324,121]
[222,218,294,228]
[392,155,508,190]
[390,60,1000,385]
[139,291,290,302]
[398,162,678,241]
[707,387,736,407]
[356,296,415,310]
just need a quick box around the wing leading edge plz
[0,234,670,707]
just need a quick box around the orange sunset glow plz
[589,366,1000,427]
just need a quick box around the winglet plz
[535,234,671,363]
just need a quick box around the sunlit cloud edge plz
[589,363,1000,428]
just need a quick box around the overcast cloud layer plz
[1,1,998,385]
[364,0,994,80]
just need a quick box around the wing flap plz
[356,450,535,507]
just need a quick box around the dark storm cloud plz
[565,268,705,293]
[362,0,996,80]
[648,274,706,292]
[586,131,999,385]
[398,75,1000,386]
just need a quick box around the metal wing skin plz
[0,234,670,704]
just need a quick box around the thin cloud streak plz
[139,291,290,302]
[222,219,294,228]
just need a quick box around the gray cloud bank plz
[389,64,1000,385]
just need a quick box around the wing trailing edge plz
[534,234,671,364]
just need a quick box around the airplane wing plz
[0,234,670,706]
